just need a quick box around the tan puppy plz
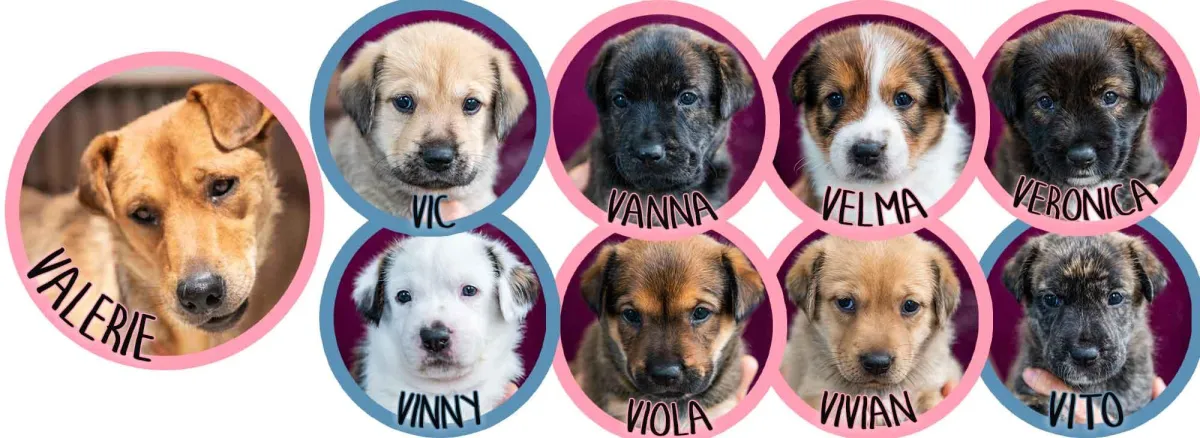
[782,234,962,417]
[331,22,529,220]
[21,83,290,355]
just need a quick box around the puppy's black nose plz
[635,144,666,163]
[1069,346,1100,365]
[176,272,225,315]
[1066,145,1097,169]
[859,352,893,376]
[420,323,451,353]
[851,141,885,167]
[420,141,458,172]
[647,359,684,386]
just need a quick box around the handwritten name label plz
[819,391,916,429]
[820,187,928,227]
[1012,176,1157,220]
[606,190,717,229]
[1048,391,1124,429]
[411,194,456,229]
[27,248,155,361]
[625,398,712,436]
[396,391,481,429]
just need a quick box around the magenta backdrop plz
[558,232,774,387]
[982,10,1187,169]
[987,225,1191,384]
[331,226,548,386]
[776,230,980,367]
[552,15,767,199]
[772,15,977,187]
[334,10,538,196]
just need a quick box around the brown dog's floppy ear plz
[187,83,275,150]
[585,40,617,110]
[77,133,118,217]
[352,249,392,326]
[928,245,962,327]
[1122,25,1168,106]
[722,247,766,322]
[925,45,962,114]
[1003,235,1042,303]
[988,39,1021,123]
[705,41,755,120]
[790,43,820,107]
[1125,236,1168,302]
[490,50,529,141]
[785,238,826,319]
[486,240,540,322]
[339,41,385,136]
[580,244,619,315]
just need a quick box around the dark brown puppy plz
[569,24,755,220]
[570,235,765,426]
[990,15,1169,209]
[1003,232,1167,421]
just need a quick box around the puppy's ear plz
[925,45,962,114]
[585,40,617,110]
[785,239,826,319]
[187,83,275,150]
[790,43,820,107]
[490,50,529,141]
[1003,235,1042,303]
[580,244,620,315]
[486,240,540,322]
[989,39,1021,123]
[722,247,766,322]
[352,249,393,326]
[1122,25,1168,105]
[928,245,962,327]
[705,41,756,119]
[1125,236,1168,302]
[77,133,118,217]
[338,41,385,136]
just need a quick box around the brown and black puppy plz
[570,235,765,426]
[990,15,1169,209]
[1003,232,1167,421]
[570,24,755,217]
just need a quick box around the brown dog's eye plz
[826,92,845,110]
[209,177,238,199]
[1102,91,1120,107]
[620,308,642,325]
[901,299,920,316]
[130,206,158,226]
[463,97,482,115]
[690,306,712,323]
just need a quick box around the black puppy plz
[1003,232,1167,421]
[990,15,1169,209]
[571,24,755,217]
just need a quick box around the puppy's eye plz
[463,97,482,115]
[130,206,158,226]
[620,308,642,325]
[826,92,845,110]
[691,307,712,323]
[461,285,478,297]
[393,95,416,114]
[893,92,914,108]
[1040,293,1062,309]
[396,290,412,304]
[835,297,855,312]
[612,94,629,109]
[678,91,699,106]
[1036,96,1055,111]
[1108,292,1125,306]
[209,177,237,199]
[1102,91,1120,107]
[900,299,921,315]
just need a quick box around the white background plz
[0,0,1196,436]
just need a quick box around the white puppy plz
[351,232,540,414]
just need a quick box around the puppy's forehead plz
[374,22,501,98]
[819,235,938,297]
[387,234,498,284]
[615,236,727,309]
[607,25,718,93]
[1018,16,1131,74]
[1036,235,1134,289]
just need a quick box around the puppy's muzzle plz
[177,272,226,315]
[859,351,893,376]
[1066,145,1098,170]
[419,322,452,353]
[419,140,458,173]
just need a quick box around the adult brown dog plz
[570,235,765,427]
[21,83,292,355]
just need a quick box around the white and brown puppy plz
[782,234,963,420]
[789,24,968,220]
[331,22,529,220]
[352,233,540,415]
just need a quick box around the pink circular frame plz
[763,0,990,241]
[551,222,786,437]
[974,0,1199,236]
[545,0,781,240]
[5,52,325,370]
[764,220,993,437]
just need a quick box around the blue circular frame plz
[310,0,550,237]
[318,216,560,436]
[980,217,1200,437]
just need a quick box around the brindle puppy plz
[570,235,765,428]
[570,24,755,220]
[1003,232,1167,420]
[990,15,1169,210]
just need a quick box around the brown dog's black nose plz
[420,141,458,172]
[851,141,885,167]
[177,272,226,314]
[420,323,452,353]
[1070,346,1100,365]
[647,359,684,386]
[635,144,666,163]
[1067,145,1097,169]
[859,352,893,376]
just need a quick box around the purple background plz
[558,232,774,387]
[332,226,548,385]
[983,10,1186,169]
[330,10,538,196]
[988,225,1191,384]
[772,15,977,187]
[552,15,767,198]
[776,231,980,367]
